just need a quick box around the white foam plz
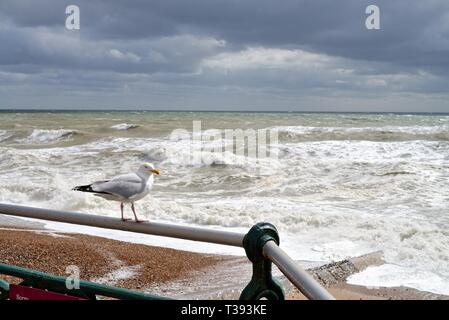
[348,264,449,295]
[110,123,140,130]
[0,130,12,142]
[20,129,75,144]
[273,124,449,135]
[92,265,141,285]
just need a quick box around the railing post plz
[0,280,9,299]
[239,222,285,300]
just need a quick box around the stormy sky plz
[0,0,448,111]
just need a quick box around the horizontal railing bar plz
[0,203,244,247]
[263,240,335,300]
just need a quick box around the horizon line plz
[0,108,449,115]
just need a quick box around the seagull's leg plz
[121,202,130,221]
[131,203,147,223]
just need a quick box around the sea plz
[0,111,448,295]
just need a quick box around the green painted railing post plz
[239,222,285,300]
[0,280,9,299]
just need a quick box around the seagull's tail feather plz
[73,183,113,195]
[72,184,96,193]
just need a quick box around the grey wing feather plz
[91,173,144,198]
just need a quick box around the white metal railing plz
[0,203,335,300]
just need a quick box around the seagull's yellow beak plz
[151,169,160,175]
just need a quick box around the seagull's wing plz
[91,173,145,199]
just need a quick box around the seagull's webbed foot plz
[134,219,149,223]
[121,218,132,222]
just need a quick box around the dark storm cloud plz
[3,1,448,70]
[0,0,448,110]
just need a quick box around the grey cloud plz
[3,1,449,71]
[0,0,448,111]
[0,21,225,75]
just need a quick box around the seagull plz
[73,163,160,223]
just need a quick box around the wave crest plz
[0,130,12,142]
[23,129,76,144]
[110,123,140,130]
[274,125,449,142]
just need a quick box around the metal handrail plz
[0,202,335,300]
[263,240,334,300]
[0,203,244,247]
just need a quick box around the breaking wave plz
[274,125,449,142]
[110,123,140,130]
[19,129,77,144]
[0,130,12,142]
